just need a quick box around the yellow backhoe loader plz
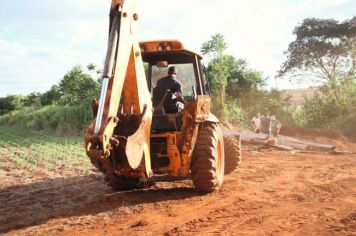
[84,0,241,192]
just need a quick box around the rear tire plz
[224,135,242,174]
[191,123,224,192]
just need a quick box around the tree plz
[87,63,97,72]
[40,85,61,106]
[302,75,356,130]
[59,66,99,105]
[201,33,227,59]
[201,33,269,123]
[278,17,356,82]
[226,59,264,99]
[201,33,231,106]
[205,55,235,105]
[24,92,42,107]
[87,63,103,82]
[0,95,25,115]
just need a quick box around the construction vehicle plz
[84,0,241,192]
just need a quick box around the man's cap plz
[168,66,177,75]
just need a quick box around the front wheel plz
[191,123,224,192]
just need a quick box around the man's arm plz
[175,92,184,103]
[172,80,185,103]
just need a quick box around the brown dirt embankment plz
[281,126,356,153]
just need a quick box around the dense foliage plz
[201,33,291,126]
[0,95,25,115]
[295,75,356,136]
[0,65,99,133]
[278,17,356,136]
[59,66,99,105]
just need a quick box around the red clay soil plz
[281,126,356,153]
[1,148,355,235]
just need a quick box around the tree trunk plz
[219,85,225,106]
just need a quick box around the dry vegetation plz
[282,87,319,107]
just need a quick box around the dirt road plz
[1,146,355,235]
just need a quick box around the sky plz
[0,0,354,96]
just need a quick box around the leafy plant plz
[59,65,99,105]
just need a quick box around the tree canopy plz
[200,33,270,122]
[201,33,227,58]
[59,66,99,105]
[201,33,231,106]
[226,59,264,99]
[278,17,356,82]
[0,95,24,115]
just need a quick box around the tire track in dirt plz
[2,150,356,235]
[160,151,356,236]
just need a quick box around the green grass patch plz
[0,126,93,175]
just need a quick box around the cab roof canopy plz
[139,40,203,65]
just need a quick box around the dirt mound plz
[281,126,356,152]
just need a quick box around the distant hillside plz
[282,87,319,107]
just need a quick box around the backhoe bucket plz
[125,115,151,169]
[110,105,152,170]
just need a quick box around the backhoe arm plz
[84,0,152,176]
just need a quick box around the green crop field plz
[0,126,94,176]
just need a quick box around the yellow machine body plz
[84,0,226,193]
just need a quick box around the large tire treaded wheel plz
[191,123,224,192]
[224,135,242,174]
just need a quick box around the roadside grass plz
[0,126,94,176]
[0,104,92,134]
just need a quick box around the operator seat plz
[151,106,183,133]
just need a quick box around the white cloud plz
[136,0,293,81]
[297,0,349,10]
[0,0,354,96]
[0,1,109,96]
[137,0,355,89]
[0,34,105,95]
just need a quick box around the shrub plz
[0,103,93,134]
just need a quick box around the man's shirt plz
[153,75,182,107]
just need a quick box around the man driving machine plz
[153,66,184,113]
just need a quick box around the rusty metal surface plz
[83,0,220,187]
[194,95,210,122]
[84,0,152,178]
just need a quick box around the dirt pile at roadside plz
[281,126,356,152]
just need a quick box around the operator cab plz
[140,40,207,133]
